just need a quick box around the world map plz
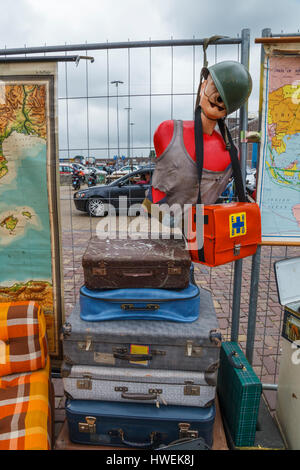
[0,81,56,353]
[258,55,300,242]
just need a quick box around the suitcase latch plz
[92,267,107,276]
[121,304,160,311]
[92,261,107,276]
[168,267,182,275]
[78,416,96,433]
[61,322,72,338]
[78,336,93,351]
[77,374,92,390]
[148,388,163,395]
[184,381,200,396]
[167,261,181,276]
[115,387,128,392]
[234,244,241,256]
[185,340,203,357]
[178,423,199,439]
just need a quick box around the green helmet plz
[206,61,252,115]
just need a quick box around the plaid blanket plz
[0,357,52,450]
[0,301,48,377]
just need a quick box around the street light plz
[124,107,132,162]
[130,122,134,169]
[111,80,123,168]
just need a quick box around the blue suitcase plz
[65,399,215,449]
[79,266,200,322]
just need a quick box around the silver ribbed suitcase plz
[61,362,217,408]
[61,287,221,373]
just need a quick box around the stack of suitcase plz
[61,236,222,449]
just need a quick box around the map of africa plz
[258,55,300,242]
[0,79,56,353]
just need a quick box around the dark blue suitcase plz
[79,266,200,322]
[65,399,215,449]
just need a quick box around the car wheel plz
[87,198,106,217]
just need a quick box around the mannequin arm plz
[151,121,175,203]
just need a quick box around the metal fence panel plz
[2,33,289,398]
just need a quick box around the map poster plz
[0,62,64,357]
[257,48,300,244]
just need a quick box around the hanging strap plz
[202,35,227,68]
[195,35,228,110]
[217,118,246,203]
[194,106,246,204]
[194,106,204,204]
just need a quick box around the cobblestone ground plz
[54,186,297,438]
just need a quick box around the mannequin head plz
[196,61,252,117]
[199,73,227,121]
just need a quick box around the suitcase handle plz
[121,271,153,277]
[228,351,245,370]
[112,429,160,448]
[121,303,160,311]
[121,391,158,400]
[113,352,153,361]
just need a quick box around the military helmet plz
[204,60,252,115]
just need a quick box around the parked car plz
[104,166,114,175]
[107,164,140,183]
[71,163,106,182]
[71,163,91,176]
[73,167,153,216]
[59,164,74,175]
[95,164,108,174]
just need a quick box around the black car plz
[73,167,154,216]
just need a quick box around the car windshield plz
[108,174,129,186]
[108,170,152,186]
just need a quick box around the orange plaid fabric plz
[0,357,52,450]
[0,302,48,377]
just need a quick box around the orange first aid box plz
[189,202,261,267]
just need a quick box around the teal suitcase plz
[217,342,262,447]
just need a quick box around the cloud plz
[158,0,300,40]
[7,0,173,46]
[2,0,300,159]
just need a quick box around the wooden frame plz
[0,63,64,358]
[256,43,300,245]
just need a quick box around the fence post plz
[231,28,250,342]
[245,27,271,363]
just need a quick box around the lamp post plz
[111,80,123,169]
[130,122,134,169]
[124,107,132,163]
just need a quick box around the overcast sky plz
[2,0,300,160]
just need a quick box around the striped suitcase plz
[217,342,262,447]
[61,362,217,408]
[65,399,216,448]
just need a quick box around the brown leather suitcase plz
[82,236,191,290]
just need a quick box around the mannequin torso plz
[151,119,232,203]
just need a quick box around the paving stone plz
[262,356,277,375]
[263,390,277,412]
[218,318,229,330]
